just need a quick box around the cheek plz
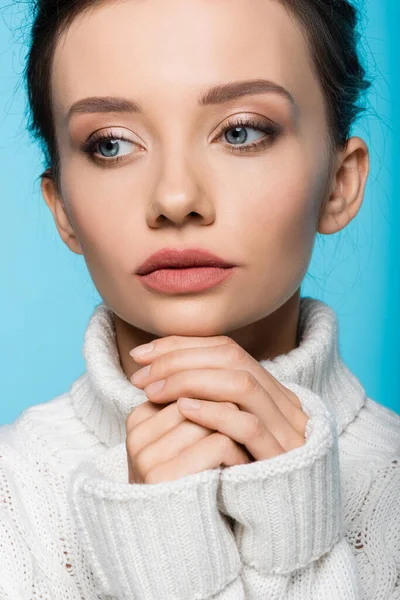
[59,167,134,272]
[245,166,320,244]
[236,155,326,283]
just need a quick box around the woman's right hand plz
[126,400,252,484]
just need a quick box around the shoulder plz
[0,401,103,597]
[0,389,103,543]
[0,392,74,483]
[340,396,400,466]
[338,397,400,529]
[1,388,103,474]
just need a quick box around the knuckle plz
[237,369,257,392]
[214,432,232,454]
[244,414,264,439]
[214,403,227,422]
[133,448,151,478]
[224,343,246,364]
[178,371,191,388]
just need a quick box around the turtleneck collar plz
[69,297,366,448]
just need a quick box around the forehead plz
[51,0,325,125]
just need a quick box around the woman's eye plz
[223,125,264,146]
[80,133,138,164]
[216,119,279,153]
[96,138,135,159]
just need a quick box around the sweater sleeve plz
[216,382,365,599]
[68,442,246,599]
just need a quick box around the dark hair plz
[24,0,371,192]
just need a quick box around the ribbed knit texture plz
[0,297,399,599]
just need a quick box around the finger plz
[145,432,252,484]
[130,418,214,483]
[177,398,305,461]
[126,400,162,433]
[131,343,308,437]
[144,368,305,449]
[130,335,232,363]
[126,402,168,482]
[262,379,309,436]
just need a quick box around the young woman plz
[1,0,399,598]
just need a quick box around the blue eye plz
[217,117,279,153]
[81,133,137,163]
[96,138,134,158]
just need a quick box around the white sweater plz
[0,297,399,600]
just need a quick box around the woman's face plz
[44,0,367,350]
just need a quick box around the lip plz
[136,266,236,294]
[136,247,236,275]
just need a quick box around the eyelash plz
[80,116,280,165]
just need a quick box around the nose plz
[146,154,216,228]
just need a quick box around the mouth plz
[136,247,236,276]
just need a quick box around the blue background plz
[0,0,398,425]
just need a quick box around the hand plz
[125,397,252,485]
[130,335,309,464]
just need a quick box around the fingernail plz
[130,364,151,384]
[178,398,201,410]
[145,379,166,395]
[130,342,155,358]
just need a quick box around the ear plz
[41,170,83,255]
[318,136,370,235]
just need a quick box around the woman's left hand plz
[130,335,309,462]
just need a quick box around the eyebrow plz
[66,78,296,124]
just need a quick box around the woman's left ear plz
[318,136,370,235]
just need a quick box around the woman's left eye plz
[216,118,279,153]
